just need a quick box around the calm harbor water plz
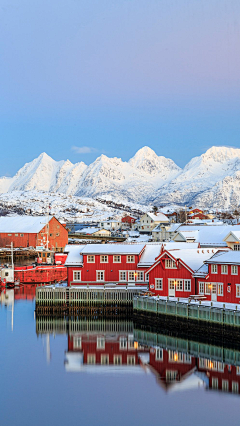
[1,288,240,426]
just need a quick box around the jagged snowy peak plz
[129,146,181,177]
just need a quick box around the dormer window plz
[165,259,177,269]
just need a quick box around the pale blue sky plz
[0,0,240,175]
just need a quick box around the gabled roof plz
[138,243,199,267]
[144,212,169,222]
[224,230,240,242]
[0,215,53,233]
[81,243,145,255]
[204,250,240,265]
[65,245,85,266]
[173,225,238,246]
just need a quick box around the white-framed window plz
[237,366,240,375]
[15,233,18,236]
[168,350,183,363]
[184,280,191,292]
[87,255,95,263]
[232,381,239,393]
[205,283,211,294]
[127,355,135,365]
[212,377,218,389]
[97,336,105,350]
[101,354,109,365]
[166,370,178,381]
[184,354,192,364]
[119,271,127,281]
[136,271,144,281]
[87,354,96,364]
[113,355,122,365]
[218,283,223,296]
[236,284,240,298]
[218,362,224,372]
[119,337,127,350]
[155,347,163,361]
[155,278,163,290]
[221,265,228,274]
[231,265,238,275]
[176,280,183,291]
[113,255,121,263]
[222,380,229,392]
[199,282,205,294]
[73,336,82,349]
[211,264,218,274]
[165,259,177,269]
[127,255,135,263]
[234,244,240,251]
[20,234,24,237]
[96,270,105,282]
[73,270,81,281]
[128,336,134,350]
[128,271,135,282]
[8,233,12,236]
[100,255,108,263]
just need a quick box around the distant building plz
[0,216,68,251]
[139,212,169,234]
[99,220,122,231]
[121,216,136,225]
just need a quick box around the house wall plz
[149,348,196,382]
[148,253,194,297]
[37,217,68,251]
[0,232,38,248]
[67,252,148,286]
[198,360,240,393]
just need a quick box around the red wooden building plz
[0,216,68,251]
[121,216,136,225]
[195,251,240,304]
[65,243,148,287]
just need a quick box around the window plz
[113,355,122,365]
[184,280,191,292]
[127,255,135,263]
[231,265,238,275]
[127,355,135,365]
[218,283,223,296]
[87,255,95,263]
[155,278,163,290]
[237,366,240,375]
[119,271,127,281]
[87,354,96,364]
[211,264,218,274]
[113,255,121,263]
[155,347,163,361]
[100,255,108,263]
[128,271,135,282]
[96,271,105,281]
[73,336,82,349]
[232,382,239,393]
[137,271,144,281]
[234,244,240,251]
[184,354,192,364]
[205,283,211,294]
[8,234,12,236]
[221,265,228,274]
[56,233,59,237]
[199,282,205,294]
[73,271,81,281]
[97,336,105,349]
[236,284,240,298]
[165,259,177,269]
[168,350,183,363]
[15,233,18,237]
[101,354,109,365]
[212,378,218,389]
[119,337,127,350]
[49,233,53,237]
[176,280,183,291]
[222,380,229,392]
[20,234,24,237]
[166,370,178,381]
[218,362,224,372]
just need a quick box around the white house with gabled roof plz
[223,230,240,251]
[139,212,169,234]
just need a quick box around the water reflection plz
[35,315,240,396]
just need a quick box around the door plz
[169,279,175,297]
[211,283,217,301]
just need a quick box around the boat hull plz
[14,265,67,284]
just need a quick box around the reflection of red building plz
[198,358,240,393]
[14,285,37,301]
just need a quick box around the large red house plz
[0,215,68,251]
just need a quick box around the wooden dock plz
[133,296,240,329]
[35,285,147,316]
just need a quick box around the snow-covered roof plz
[168,248,221,272]
[0,215,53,233]
[138,245,162,267]
[205,250,240,265]
[174,225,239,246]
[145,212,169,222]
[224,230,240,241]
[194,263,209,277]
[81,244,145,255]
[65,245,85,266]
[78,227,100,235]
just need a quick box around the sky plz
[0,0,240,175]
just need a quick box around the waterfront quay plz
[35,285,147,317]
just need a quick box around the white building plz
[139,212,169,234]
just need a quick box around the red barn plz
[0,215,68,251]
[65,243,148,286]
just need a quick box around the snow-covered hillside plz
[1,146,240,209]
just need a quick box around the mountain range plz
[1,146,240,209]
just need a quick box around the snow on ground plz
[0,190,148,223]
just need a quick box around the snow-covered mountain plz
[1,146,240,209]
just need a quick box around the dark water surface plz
[1,289,240,426]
